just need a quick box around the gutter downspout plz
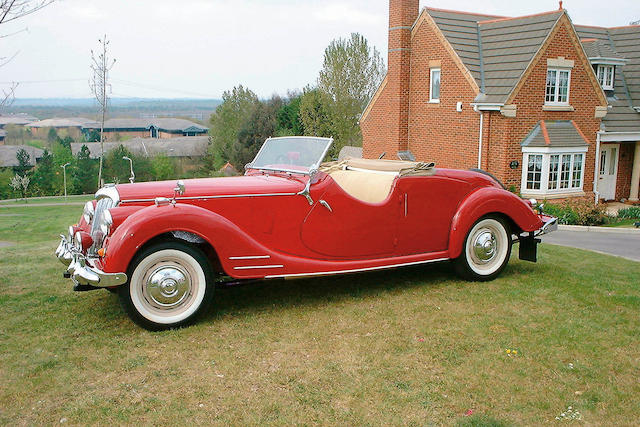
[594,131,602,204]
[474,105,483,169]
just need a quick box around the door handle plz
[319,199,332,213]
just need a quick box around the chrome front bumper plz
[55,235,127,288]
[535,216,558,237]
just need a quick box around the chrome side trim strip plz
[233,264,284,270]
[120,192,299,204]
[264,257,450,279]
[229,255,271,260]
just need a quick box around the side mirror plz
[244,163,253,171]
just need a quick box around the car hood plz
[115,174,305,203]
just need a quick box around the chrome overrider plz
[55,233,127,288]
[535,216,558,236]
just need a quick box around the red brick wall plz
[363,11,605,201]
[407,18,480,168]
[362,0,418,159]
[487,19,603,197]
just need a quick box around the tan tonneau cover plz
[320,157,435,177]
[319,157,436,204]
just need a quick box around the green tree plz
[103,145,153,184]
[14,148,31,177]
[208,85,259,170]
[276,93,303,136]
[299,87,334,138]
[152,154,175,181]
[47,127,59,143]
[73,145,98,194]
[233,96,283,168]
[59,136,74,149]
[85,129,100,142]
[31,149,55,195]
[317,32,385,152]
[0,169,14,199]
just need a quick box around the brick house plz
[361,1,640,203]
[82,118,208,141]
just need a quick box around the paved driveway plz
[542,229,640,262]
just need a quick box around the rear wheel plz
[118,241,214,330]
[454,216,511,281]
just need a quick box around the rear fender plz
[100,203,272,276]
[449,187,543,259]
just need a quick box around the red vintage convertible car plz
[56,136,556,330]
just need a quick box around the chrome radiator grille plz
[89,196,115,254]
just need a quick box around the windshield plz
[249,136,333,174]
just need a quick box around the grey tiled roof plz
[70,136,209,159]
[424,7,640,133]
[521,121,589,147]
[27,117,96,128]
[576,25,640,133]
[82,118,209,132]
[427,9,563,104]
[580,38,624,60]
[0,145,43,167]
[0,114,38,127]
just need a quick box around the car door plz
[394,175,470,255]
[300,179,399,258]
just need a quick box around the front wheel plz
[453,216,512,281]
[118,241,214,330]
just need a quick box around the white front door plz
[599,144,619,200]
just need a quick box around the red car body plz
[55,137,556,329]
[99,169,542,278]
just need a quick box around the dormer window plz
[597,65,615,90]
[545,69,571,105]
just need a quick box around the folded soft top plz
[320,157,436,177]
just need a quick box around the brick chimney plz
[387,0,418,153]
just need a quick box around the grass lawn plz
[0,194,93,205]
[1,206,639,425]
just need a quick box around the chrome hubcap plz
[146,266,191,308]
[472,230,497,263]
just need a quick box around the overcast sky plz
[2,0,638,99]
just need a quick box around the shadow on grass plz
[93,257,536,328]
[205,260,458,321]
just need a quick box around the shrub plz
[617,206,640,219]
[543,199,608,226]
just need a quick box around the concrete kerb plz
[558,224,640,234]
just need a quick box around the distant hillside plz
[5,98,222,122]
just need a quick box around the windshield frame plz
[246,136,334,175]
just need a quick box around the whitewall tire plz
[454,216,512,281]
[119,241,214,330]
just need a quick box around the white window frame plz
[521,146,587,197]
[545,68,571,105]
[429,68,441,103]
[596,65,615,90]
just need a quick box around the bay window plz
[522,149,586,196]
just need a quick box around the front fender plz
[448,187,543,259]
[100,203,275,276]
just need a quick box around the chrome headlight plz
[83,201,95,223]
[99,209,113,236]
[74,231,83,250]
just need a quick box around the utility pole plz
[61,162,70,202]
[90,35,116,188]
